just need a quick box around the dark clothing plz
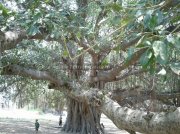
[59,117,62,126]
[35,121,40,131]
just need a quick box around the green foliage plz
[63,50,69,58]
[140,49,153,68]
[127,47,135,61]
[170,63,180,75]
[167,34,180,49]
[0,0,179,104]
[0,3,9,17]
[143,10,163,31]
[27,25,40,35]
[152,41,168,64]
[100,58,109,68]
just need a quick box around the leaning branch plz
[1,64,101,105]
[106,47,147,78]
[93,47,148,82]
[102,96,180,134]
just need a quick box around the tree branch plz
[160,0,180,11]
[0,30,26,53]
[110,86,142,102]
[98,36,142,56]
[1,64,64,86]
[0,64,101,104]
[115,69,146,81]
[102,96,180,134]
[97,36,142,64]
[93,47,148,82]
[94,1,107,37]
[0,30,64,53]
[71,34,96,56]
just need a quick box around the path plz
[0,109,138,134]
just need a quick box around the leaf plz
[152,41,168,64]
[25,19,32,24]
[148,56,156,74]
[0,3,9,17]
[175,39,180,49]
[111,16,121,26]
[78,47,83,51]
[27,25,39,36]
[33,12,42,22]
[136,10,144,18]
[50,33,55,38]
[63,50,69,57]
[100,58,109,68]
[158,68,166,75]
[170,63,180,75]
[7,16,15,23]
[155,10,163,24]
[113,45,121,53]
[143,10,158,30]
[167,34,175,44]
[45,0,50,3]
[136,35,145,47]
[106,3,122,12]
[149,15,157,30]
[143,14,151,28]
[127,47,135,61]
[55,31,61,39]
[167,34,180,49]
[144,41,151,46]
[139,49,152,67]
[152,41,161,57]
[18,0,26,3]
[76,32,81,39]
[121,17,130,26]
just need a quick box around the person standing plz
[35,119,40,132]
[59,116,62,127]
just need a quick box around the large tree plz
[0,0,180,134]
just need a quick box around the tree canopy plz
[0,0,180,134]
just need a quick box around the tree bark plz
[62,98,104,134]
[102,97,180,134]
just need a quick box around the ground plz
[0,109,139,134]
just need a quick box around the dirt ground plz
[0,109,138,134]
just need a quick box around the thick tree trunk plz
[62,98,104,134]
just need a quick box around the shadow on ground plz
[0,109,141,134]
[0,118,62,134]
